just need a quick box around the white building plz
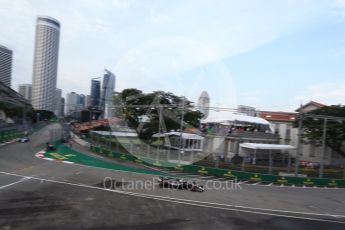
[18,84,32,102]
[85,95,91,108]
[197,91,210,119]
[54,88,62,117]
[0,45,13,88]
[31,16,60,112]
[66,92,79,115]
[66,92,86,115]
[259,102,345,165]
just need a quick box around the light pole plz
[319,118,328,178]
[297,114,345,178]
[36,112,40,123]
[295,114,303,176]
[157,105,163,157]
[178,97,185,164]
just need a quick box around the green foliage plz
[0,102,24,118]
[34,110,55,121]
[295,105,345,158]
[113,89,203,138]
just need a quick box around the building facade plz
[54,88,62,117]
[100,69,115,118]
[31,16,60,112]
[0,45,13,88]
[85,95,91,108]
[78,94,86,108]
[90,79,101,108]
[66,92,86,115]
[60,97,65,117]
[197,91,210,119]
[66,92,79,115]
[238,105,256,117]
[18,84,32,102]
[258,104,345,165]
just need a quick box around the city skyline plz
[1,1,345,111]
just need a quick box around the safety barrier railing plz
[87,144,345,187]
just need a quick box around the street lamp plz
[178,97,186,164]
[319,118,328,178]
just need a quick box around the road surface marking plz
[0,177,30,190]
[1,170,344,224]
[199,176,214,179]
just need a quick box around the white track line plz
[199,176,215,179]
[0,170,344,224]
[0,177,30,189]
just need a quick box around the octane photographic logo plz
[108,35,238,166]
[102,177,242,192]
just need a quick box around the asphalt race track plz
[0,124,345,230]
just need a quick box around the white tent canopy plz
[152,132,204,140]
[239,143,297,174]
[240,143,296,151]
[201,110,270,125]
[90,130,138,137]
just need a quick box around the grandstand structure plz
[0,81,31,130]
[0,81,31,107]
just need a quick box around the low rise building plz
[258,101,345,165]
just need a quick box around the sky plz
[1,0,345,112]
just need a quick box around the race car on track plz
[157,177,204,192]
[46,143,56,151]
[18,137,30,143]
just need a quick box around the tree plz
[295,105,345,158]
[33,110,55,122]
[113,89,203,138]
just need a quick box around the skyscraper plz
[60,97,65,117]
[100,69,115,118]
[0,45,13,88]
[31,16,60,112]
[90,79,101,108]
[18,84,32,102]
[78,94,86,108]
[66,92,79,115]
[66,92,85,115]
[85,95,91,108]
[54,88,62,117]
[197,91,210,119]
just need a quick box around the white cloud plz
[294,80,345,106]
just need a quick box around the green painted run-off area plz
[45,144,171,177]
